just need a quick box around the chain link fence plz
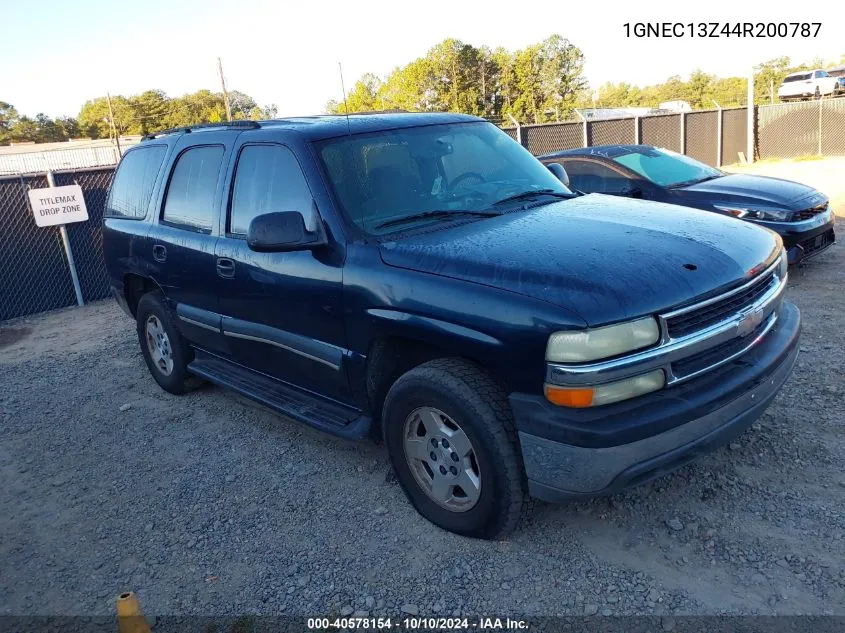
[757,99,845,159]
[0,167,114,322]
[502,101,844,165]
[505,108,744,167]
[639,113,682,154]
[521,122,583,155]
[684,110,719,166]
[591,118,635,146]
[721,108,748,165]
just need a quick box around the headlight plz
[545,369,665,408]
[546,316,660,363]
[778,247,788,278]
[713,205,790,221]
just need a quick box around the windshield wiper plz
[491,189,573,206]
[668,174,722,189]
[374,210,500,231]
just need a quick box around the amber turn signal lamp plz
[544,384,594,408]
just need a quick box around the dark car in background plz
[103,115,800,538]
[540,145,836,264]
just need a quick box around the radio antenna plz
[338,62,352,135]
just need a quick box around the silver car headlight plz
[779,247,788,279]
[546,316,660,363]
[713,205,791,221]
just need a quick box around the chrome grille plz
[665,270,777,339]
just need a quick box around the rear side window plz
[106,145,166,218]
[229,144,314,235]
[162,145,224,232]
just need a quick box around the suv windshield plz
[612,147,723,188]
[317,121,572,234]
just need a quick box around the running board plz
[188,351,371,440]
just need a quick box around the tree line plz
[3,44,844,147]
[595,55,845,110]
[0,89,277,146]
[330,40,845,120]
[327,35,588,124]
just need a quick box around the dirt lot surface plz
[1,228,844,619]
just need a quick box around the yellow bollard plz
[116,592,152,633]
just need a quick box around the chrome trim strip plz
[661,257,780,321]
[670,311,778,384]
[222,330,341,371]
[547,265,787,387]
[178,315,221,333]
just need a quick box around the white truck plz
[777,69,841,101]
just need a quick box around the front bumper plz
[512,301,801,501]
[754,213,835,264]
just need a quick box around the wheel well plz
[123,274,161,318]
[365,337,503,429]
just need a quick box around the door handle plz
[216,257,235,279]
[152,244,167,262]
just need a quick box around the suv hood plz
[379,195,780,326]
[678,173,820,209]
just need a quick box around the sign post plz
[27,171,87,306]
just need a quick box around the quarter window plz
[162,145,224,231]
[106,145,166,218]
[229,144,314,235]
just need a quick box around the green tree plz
[78,95,137,138]
[536,35,588,120]
[596,82,644,107]
[130,90,170,134]
[324,34,586,124]
[0,101,19,145]
[329,73,384,113]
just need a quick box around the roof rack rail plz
[339,109,409,116]
[141,120,260,141]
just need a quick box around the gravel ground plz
[1,228,843,619]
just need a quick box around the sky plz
[1,0,841,119]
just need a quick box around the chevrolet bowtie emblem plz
[737,307,764,338]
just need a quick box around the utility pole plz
[218,57,233,122]
[106,93,121,156]
[747,67,755,164]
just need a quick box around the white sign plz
[28,184,89,227]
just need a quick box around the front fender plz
[366,308,504,353]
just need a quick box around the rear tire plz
[382,358,525,539]
[136,292,202,395]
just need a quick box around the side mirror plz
[247,211,327,253]
[546,162,569,188]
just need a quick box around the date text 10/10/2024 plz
[624,22,821,38]
[307,617,529,630]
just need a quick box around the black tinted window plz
[564,160,632,194]
[162,145,224,231]
[106,145,166,218]
[229,145,314,235]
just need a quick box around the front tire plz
[136,292,201,394]
[382,359,525,539]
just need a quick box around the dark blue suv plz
[103,113,801,539]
